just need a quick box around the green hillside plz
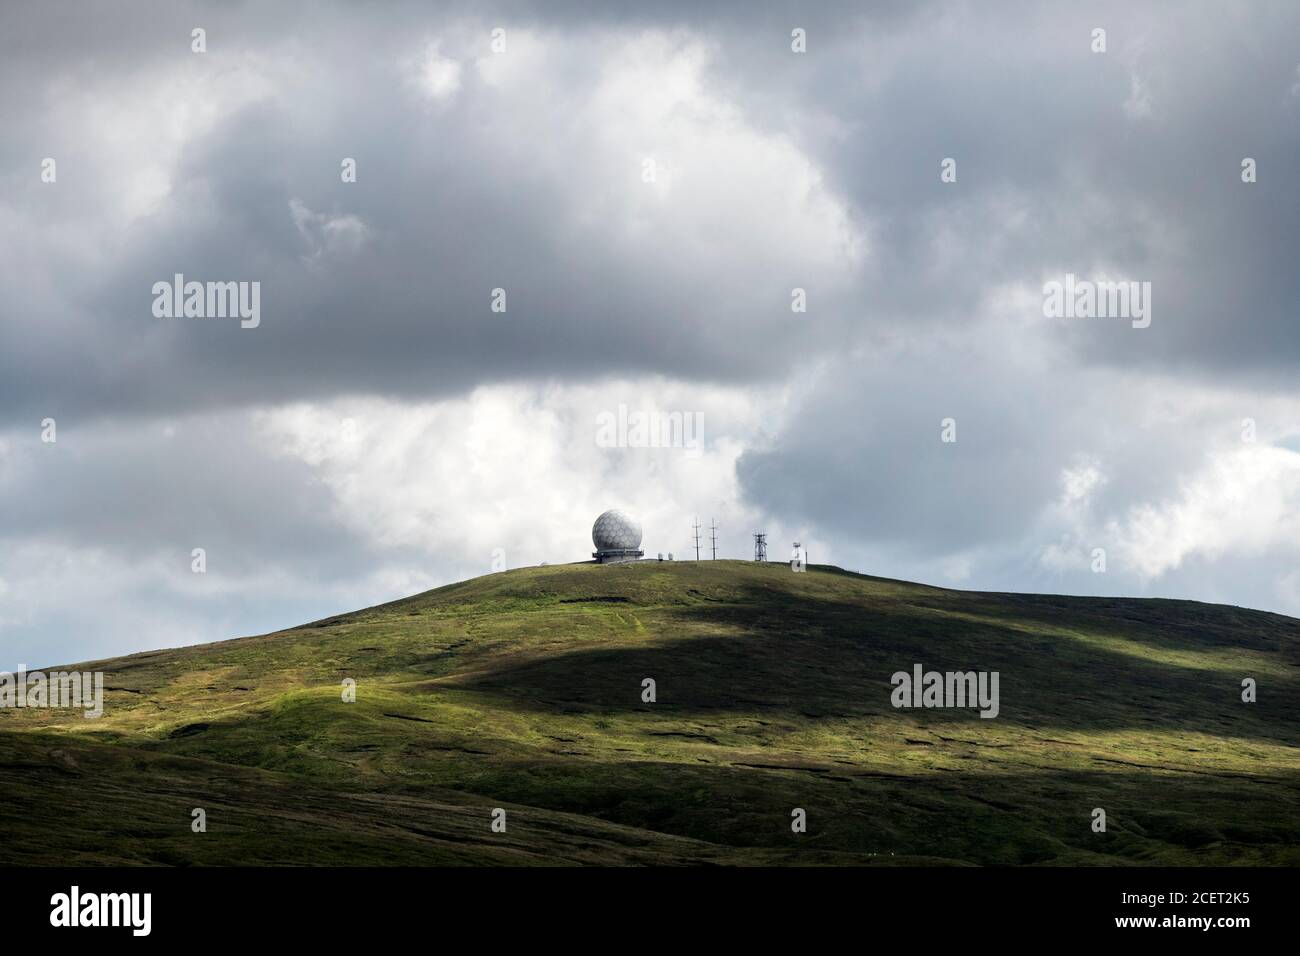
[2,560,1297,865]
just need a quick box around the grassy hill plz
[2,560,1298,866]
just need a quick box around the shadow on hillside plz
[445,585,1300,747]
[954,590,1300,658]
[3,726,1297,866]
[403,750,1300,865]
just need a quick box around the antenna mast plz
[692,517,702,561]
[709,518,718,560]
[753,533,767,562]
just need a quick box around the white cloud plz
[1122,71,1153,120]
[254,380,780,574]
[411,41,462,102]
[1108,445,1300,579]
[470,29,866,291]
[40,53,283,224]
[288,198,371,263]
[1061,459,1105,505]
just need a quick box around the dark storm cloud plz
[736,337,1211,557]
[790,2,1300,384]
[0,414,363,565]
[726,2,1300,594]
[0,0,887,425]
[5,1,1298,428]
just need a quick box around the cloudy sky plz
[3,0,1300,670]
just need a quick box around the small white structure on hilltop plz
[592,509,644,564]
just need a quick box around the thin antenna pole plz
[692,517,702,561]
[709,518,718,560]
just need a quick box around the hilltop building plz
[592,510,644,564]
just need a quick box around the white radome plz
[592,509,643,552]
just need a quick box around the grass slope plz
[2,560,1297,866]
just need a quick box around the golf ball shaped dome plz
[592,510,642,552]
